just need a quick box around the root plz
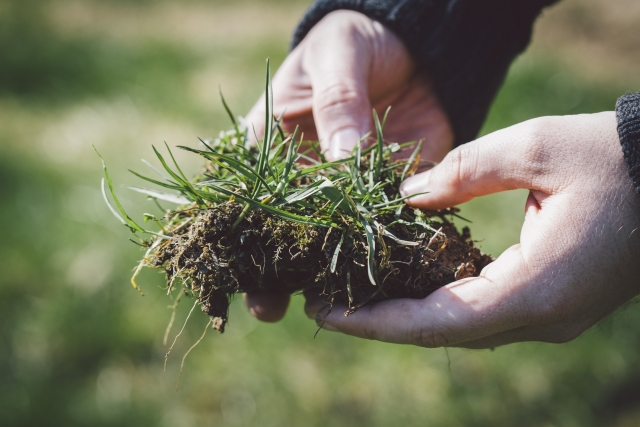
[165,298,198,371]
[175,318,212,392]
[163,291,184,346]
[130,240,162,296]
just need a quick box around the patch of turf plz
[100,63,491,332]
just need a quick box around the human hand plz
[244,10,453,322]
[307,112,640,348]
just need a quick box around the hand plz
[307,112,640,348]
[244,10,454,322]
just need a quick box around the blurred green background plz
[1,0,639,426]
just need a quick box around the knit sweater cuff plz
[617,93,640,194]
[292,0,557,146]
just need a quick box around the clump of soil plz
[151,203,490,332]
[100,85,493,334]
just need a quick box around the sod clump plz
[98,64,492,333]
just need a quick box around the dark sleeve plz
[292,0,558,146]
[617,93,640,195]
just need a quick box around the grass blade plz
[318,178,356,216]
[255,58,273,196]
[152,146,205,206]
[127,186,191,205]
[152,146,188,185]
[94,146,145,233]
[280,179,323,205]
[205,183,341,229]
[164,142,189,183]
[330,231,345,273]
[370,192,428,209]
[142,159,171,181]
[359,216,378,286]
[401,139,424,181]
[180,144,274,193]
[129,170,183,191]
[285,146,377,184]
[101,178,128,227]
[219,86,239,133]
[276,126,300,196]
[351,139,366,194]
[373,109,384,181]
[381,106,391,129]
[377,224,419,246]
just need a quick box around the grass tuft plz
[97,63,491,332]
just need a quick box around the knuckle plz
[361,323,380,341]
[320,10,363,28]
[410,323,451,348]
[311,10,371,39]
[441,145,475,194]
[314,81,364,115]
[517,117,555,179]
[359,304,383,341]
[521,116,551,145]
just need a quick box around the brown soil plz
[151,203,492,332]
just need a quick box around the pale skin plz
[243,11,640,347]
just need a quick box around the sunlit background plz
[1,0,639,425]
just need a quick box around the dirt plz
[151,203,492,332]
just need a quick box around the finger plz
[308,301,561,349]
[303,290,328,316]
[302,19,374,160]
[310,244,537,347]
[243,290,290,323]
[400,117,554,210]
[244,47,312,144]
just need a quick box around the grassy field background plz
[1,0,639,426]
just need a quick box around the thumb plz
[309,244,533,347]
[400,118,550,209]
[303,25,373,160]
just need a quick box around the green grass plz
[2,1,640,426]
[97,62,466,331]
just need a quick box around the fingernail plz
[330,128,361,160]
[315,304,339,332]
[400,170,431,198]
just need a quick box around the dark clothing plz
[292,0,558,147]
[617,94,640,194]
[292,0,640,194]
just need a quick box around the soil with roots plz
[151,202,492,332]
